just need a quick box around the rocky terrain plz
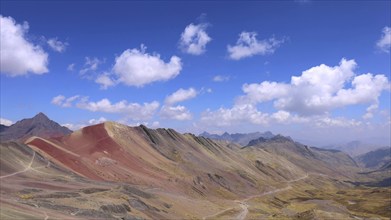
[0,114,390,219]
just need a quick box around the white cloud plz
[0,15,48,76]
[238,58,390,116]
[112,45,182,87]
[362,103,378,119]
[52,95,160,121]
[269,111,360,128]
[151,121,160,128]
[67,63,75,71]
[51,95,65,106]
[95,73,116,89]
[238,81,290,105]
[165,88,197,105]
[227,32,284,60]
[314,117,361,128]
[62,117,108,130]
[201,104,269,126]
[213,75,230,82]
[80,57,102,75]
[88,117,107,125]
[271,110,291,123]
[47,37,68,53]
[160,105,192,121]
[179,23,211,55]
[0,117,13,126]
[51,95,80,107]
[77,98,159,121]
[201,105,363,130]
[376,26,391,53]
[61,123,81,131]
[200,58,390,130]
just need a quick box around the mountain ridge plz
[1,114,390,219]
[200,131,275,146]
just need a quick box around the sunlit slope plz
[1,122,389,219]
[25,122,316,199]
[243,135,361,179]
[0,142,227,219]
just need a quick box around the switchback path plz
[203,173,309,220]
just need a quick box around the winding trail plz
[203,173,309,220]
[0,151,53,220]
[0,152,37,179]
[235,202,249,220]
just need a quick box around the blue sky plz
[1,0,390,146]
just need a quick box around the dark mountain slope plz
[0,113,72,142]
[0,124,9,132]
[200,131,274,146]
[355,147,391,169]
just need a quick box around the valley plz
[0,114,390,219]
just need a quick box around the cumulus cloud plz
[165,88,197,105]
[227,32,284,60]
[112,45,182,87]
[201,106,362,129]
[160,88,197,120]
[88,117,107,125]
[51,95,160,121]
[51,95,80,107]
[376,26,391,53]
[362,103,378,119]
[62,117,107,130]
[0,15,48,76]
[201,104,269,126]
[239,58,390,116]
[314,116,361,128]
[201,58,390,128]
[47,37,68,53]
[213,75,230,82]
[160,105,192,120]
[95,73,116,89]
[179,23,211,55]
[77,98,159,121]
[0,117,13,126]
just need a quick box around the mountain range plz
[0,113,390,219]
[200,131,275,146]
[325,140,389,157]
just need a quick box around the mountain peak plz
[246,134,293,147]
[33,112,50,121]
[0,112,72,141]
